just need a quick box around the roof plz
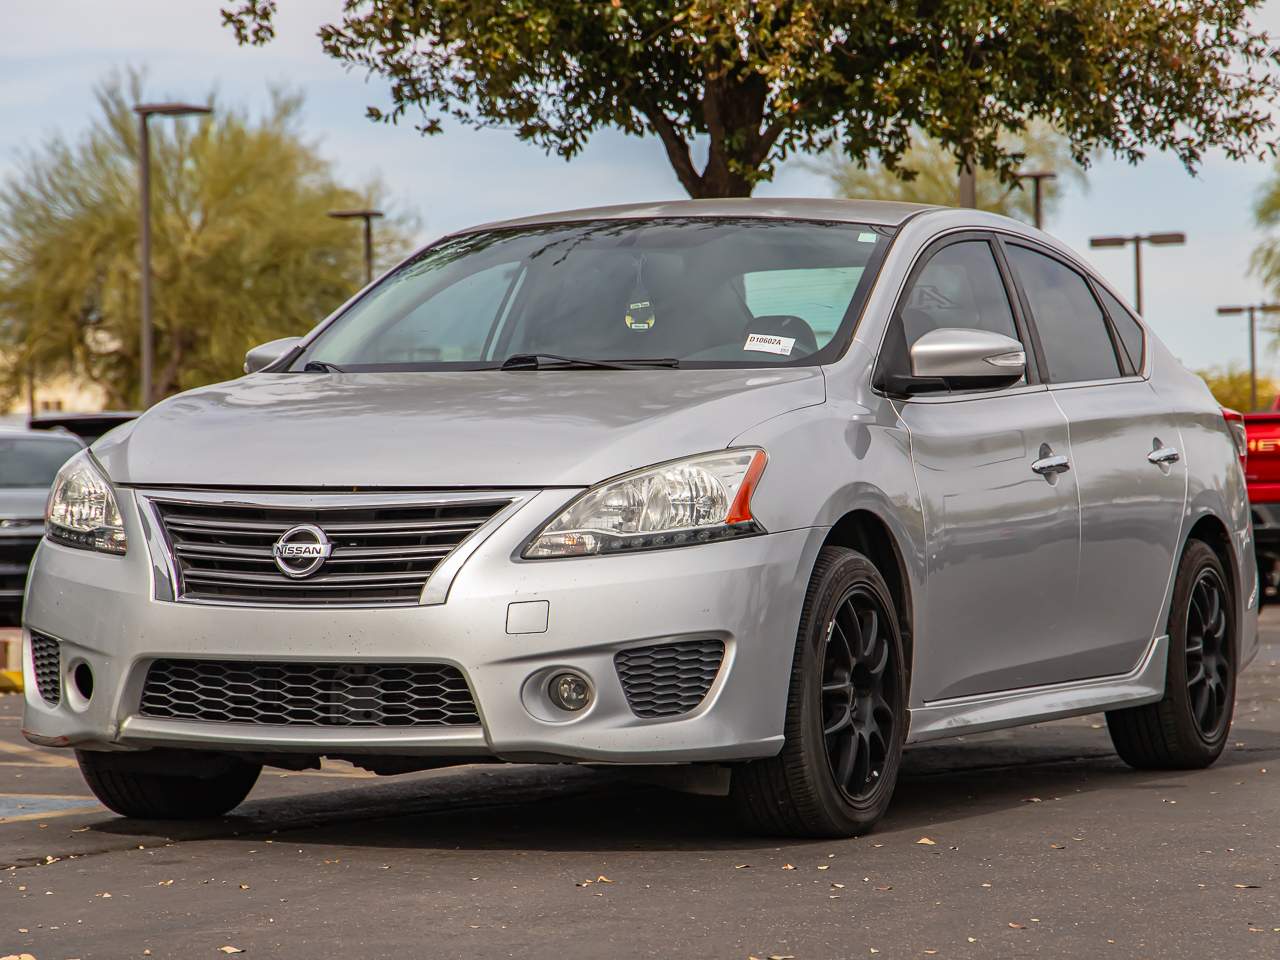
[462,197,941,235]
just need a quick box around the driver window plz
[876,239,1024,391]
[900,241,1019,346]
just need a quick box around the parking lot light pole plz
[1216,303,1280,412]
[134,102,213,409]
[1088,232,1186,317]
[328,209,385,286]
[1013,170,1057,229]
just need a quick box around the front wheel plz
[77,749,261,819]
[731,546,907,838]
[1106,539,1236,769]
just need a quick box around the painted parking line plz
[0,793,102,823]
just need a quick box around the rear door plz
[1003,242,1187,677]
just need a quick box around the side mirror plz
[905,328,1026,392]
[244,336,302,374]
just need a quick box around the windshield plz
[0,436,81,488]
[294,218,892,370]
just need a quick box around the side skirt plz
[906,635,1168,744]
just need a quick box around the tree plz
[1252,164,1280,352]
[1197,365,1277,411]
[224,1,1280,199]
[813,123,1085,224]
[0,73,413,408]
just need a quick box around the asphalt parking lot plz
[2,613,1279,960]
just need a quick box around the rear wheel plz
[77,750,261,819]
[731,546,906,837]
[1106,539,1236,769]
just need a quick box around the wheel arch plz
[820,509,915,687]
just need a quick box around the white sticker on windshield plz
[744,333,796,356]
[858,232,878,243]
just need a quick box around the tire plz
[1106,540,1236,769]
[77,750,261,819]
[731,546,907,838]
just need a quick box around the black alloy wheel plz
[1184,566,1232,740]
[821,586,899,802]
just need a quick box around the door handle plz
[1031,454,1071,476]
[1148,445,1180,465]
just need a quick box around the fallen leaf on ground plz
[595,876,614,884]
[1022,797,1042,803]
[1050,843,1066,849]
[875,885,893,891]
[916,837,936,846]
[1009,922,1026,929]
[781,864,795,871]
[817,865,830,871]
[1235,883,1261,889]
[735,864,751,870]
[218,948,244,955]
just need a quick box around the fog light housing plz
[548,672,592,712]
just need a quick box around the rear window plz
[1096,285,1145,373]
[0,437,80,488]
[1007,245,1121,383]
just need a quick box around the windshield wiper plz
[303,360,345,373]
[500,353,626,370]
[499,353,679,370]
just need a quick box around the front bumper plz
[22,487,822,764]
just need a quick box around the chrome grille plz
[150,496,509,606]
[614,639,725,718]
[139,659,479,727]
[30,633,60,705]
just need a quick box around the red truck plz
[1230,407,1280,603]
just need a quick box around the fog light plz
[548,672,592,712]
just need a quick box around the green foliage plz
[225,1,1280,199]
[0,72,414,407]
[813,123,1085,225]
[1197,365,1276,412]
[1252,162,1280,352]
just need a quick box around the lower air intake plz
[614,639,725,719]
[30,633,61,705]
[139,659,479,727]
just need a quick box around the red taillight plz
[1222,407,1248,473]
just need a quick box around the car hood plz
[0,488,49,522]
[95,369,825,487]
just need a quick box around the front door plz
[880,236,1082,702]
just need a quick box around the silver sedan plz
[21,199,1257,837]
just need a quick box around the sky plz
[4,1,1280,379]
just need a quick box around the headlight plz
[46,451,127,555]
[524,448,768,558]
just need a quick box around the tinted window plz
[899,241,1019,346]
[1096,285,1145,373]
[1007,246,1121,383]
[298,219,890,369]
[0,437,81,488]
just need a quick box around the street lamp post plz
[328,209,385,286]
[1216,303,1280,412]
[1088,232,1186,317]
[134,102,212,409]
[1012,170,1057,229]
